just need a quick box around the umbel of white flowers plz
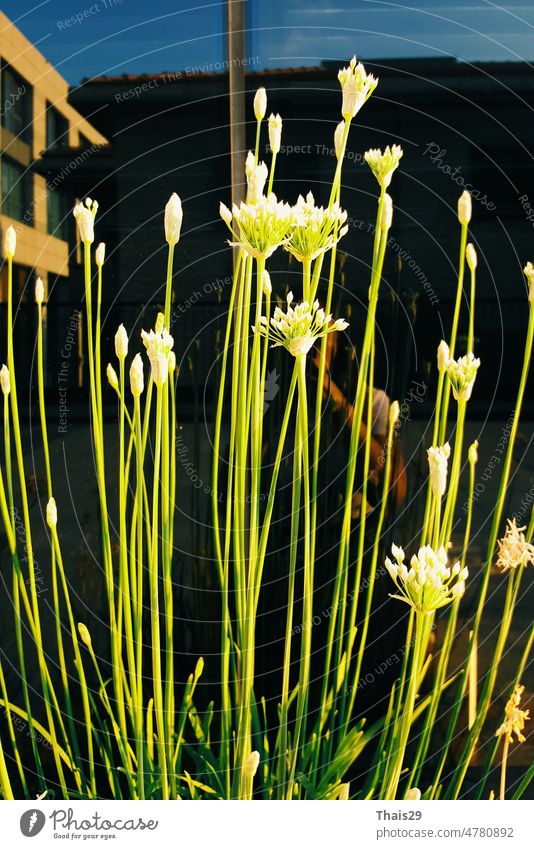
[427,443,450,498]
[446,352,481,402]
[164,193,183,246]
[364,145,404,189]
[141,318,174,387]
[220,195,295,260]
[338,56,378,120]
[73,198,98,244]
[253,292,348,358]
[385,543,468,613]
[286,192,348,262]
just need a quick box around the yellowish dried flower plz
[496,518,534,573]
[496,684,530,743]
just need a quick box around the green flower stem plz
[118,359,137,722]
[161,377,176,799]
[440,399,466,545]
[0,734,13,800]
[338,337,376,729]
[439,221,468,444]
[49,527,96,797]
[148,383,168,798]
[385,610,428,799]
[445,561,526,798]
[82,243,126,742]
[410,447,477,788]
[2,393,44,789]
[212,250,242,583]
[286,352,312,798]
[276,427,301,799]
[477,621,533,800]
[313,189,387,766]
[433,301,534,798]
[0,662,26,796]
[95,262,104,449]
[345,401,397,726]
[6,255,68,795]
[468,261,476,355]
[164,243,175,330]
[267,150,277,195]
[328,118,350,208]
[133,395,145,799]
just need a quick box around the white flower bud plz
[151,353,169,387]
[524,262,534,303]
[389,399,400,427]
[437,340,450,373]
[164,193,183,246]
[339,783,350,800]
[405,787,421,801]
[253,87,267,121]
[466,243,477,271]
[78,623,92,647]
[458,190,472,226]
[107,363,119,390]
[73,202,95,244]
[262,270,272,296]
[46,497,57,528]
[95,242,106,269]
[243,750,260,779]
[220,202,233,227]
[0,365,10,395]
[168,351,176,373]
[114,324,128,360]
[155,312,165,333]
[4,226,16,259]
[334,121,345,160]
[268,113,282,154]
[381,193,393,231]
[129,354,144,396]
[427,443,451,498]
[468,439,478,465]
[35,277,45,305]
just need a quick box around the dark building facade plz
[37,58,534,416]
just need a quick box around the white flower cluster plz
[286,192,348,262]
[445,352,481,402]
[385,543,468,613]
[253,292,348,358]
[364,145,404,189]
[73,197,99,244]
[220,195,295,260]
[338,56,378,120]
[141,319,174,387]
[427,443,450,498]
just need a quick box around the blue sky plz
[3,1,534,84]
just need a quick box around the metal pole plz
[228,0,246,222]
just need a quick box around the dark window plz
[1,66,32,142]
[47,185,68,240]
[46,104,69,148]
[1,157,32,222]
